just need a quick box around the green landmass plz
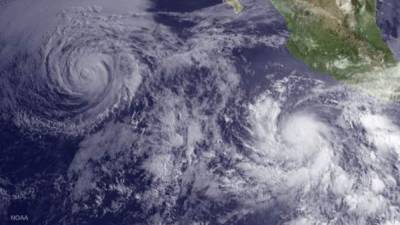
[271,0,396,80]
[225,0,243,13]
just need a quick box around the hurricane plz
[0,7,157,134]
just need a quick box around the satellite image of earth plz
[1,0,400,224]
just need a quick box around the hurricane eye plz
[72,54,110,95]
